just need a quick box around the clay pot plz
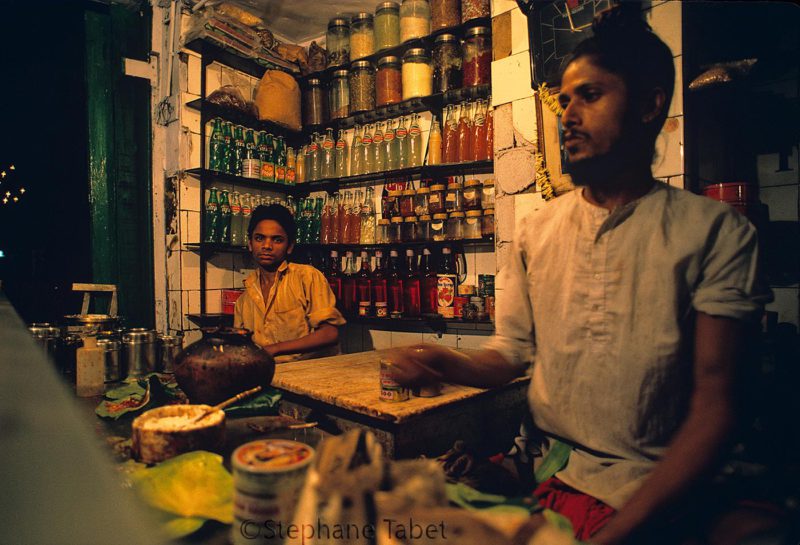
[173,327,275,404]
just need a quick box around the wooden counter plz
[272,349,530,459]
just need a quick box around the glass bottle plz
[330,192,342,243]
[356,251,373,306]
[342,251,358,314]
[395,116,409,169]
[286,147,296,185]
[372,250,388,310]
[275,136,287,184]
[322,128,336,179]
[361,124,375,174]
[296,144,306,183]
[401,48,433,100]
[432,33,462,93]
[461,0,490,23]
[326,17,350,68]
[485,97,494,161]
[376,55,403,106]
[408,113,423,167]
[222,121,234,174]
[443,104,458,163]
[218,190,232,244]
[303,78,327,127]
[376,218,391,243]
[204,187,220,242]
[229,191,243,246]
[257,131,272,182]
[351,125,363,176]
[403,249,421,317]
[320,194,332,245]
[457,102,472,163]
[437,246,457,317]
[327,250,343,304]
[295,197,308,243]
[420,248,438,315]
[339,191,353,243]
[348,190,363,244]
[312,197,324,243]
[463,26,491,87]
[242,129,260,179]
[427,115,442,165]
[431,0,460,29]
[313,133,324,180]
[232,125,245,176]
[240,194,252,246]
[360,187,376,243]
[335,129,348,178]
[383,119,398,171]
[329,69,350,120]
[387,250,404,315]
[375,1,401,51]
[349,60,376,113]
[208,117,225,171]
[471,99,487,162]
[307,133,319,181]
[372,121,385,172]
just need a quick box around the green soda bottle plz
[260,132,275,182]
[208,118,225,171]
[275,136,286,184]
[222,122,233,174]
[204,187,220,242]
[242,129,260,179]
[311,196,324,243]
[232,125,245,176]
[218,190,232,244]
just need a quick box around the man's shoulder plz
[287,262,325,281]
[515,189,580,238]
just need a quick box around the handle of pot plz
[456,251,467,284]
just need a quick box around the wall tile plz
[168,290,183,332]
[220,65,236,88]
[457,334,488,350]
[496,145,537,194]
[205,290,223,314]
[187,53,202,96]
[207,253,234,289]
[474,247,497,277]
[648,1,682,56]
[206,63,222,95]
[180,175,201,212]
[181,250,201,291]
[186,210,200,243]
[494,103,514,152]
[761,185,799,222]
[758,151,799,188]
[510,7,530,55]
[182,105,201,134]
[652,115,683,179]
[187,289,201,315]
[366,329,392,350]
[167,244,182,292]
[391,331,423,347]
[668,55,683,118]
[495,240,513,279]
[492,0,517,17]
[422,332,458,347]
[491,52,534,107]
[511,96,537,146]
[189,131,201,171]
[495,194,516,243]
[493,11,512,62]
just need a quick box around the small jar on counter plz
[445,180,463,212]
[414,187,430,216]
[463,26,491,87]
[350,13,375,60]
[377,218,391,243]
[431,213,447,241]
[326,17,350,67]
[464,209,482,238]
[375,301,389,318]
[329,69,350,120]
[385,189,402,218]
[399,189,416,217]
[428,183,446,214]
[432,34,463,94]
[402,216,418,241]
[430,0,460,29]
[375,2,401,51]
[303,78,328,127]
[400,0,431,42]
[402,48,433,100]
[390,216,404,242]
[417,214,432,240]
[461,0,490,23]
[377,56,402,106]
[359,301,372,317]
[447,211,465,240]
[481,178,495,209]
[481,208,495,237]
[349,60,376,113]
[462,178,482,210]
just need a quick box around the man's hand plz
[386,344,459,386]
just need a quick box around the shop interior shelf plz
[186,168,296,193]
[183,38,298,79]
[184,237,494,255]
[185,98,302,140]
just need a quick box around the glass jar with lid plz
[376,56,402,106]
[463,26,491,88]
[461,0,489,23]
[329,69,350,120]
[462,178,482,210]
[385,189,402,218]
[399,189,416,217]
[464,210,482,238]
[402,216,418,241]
[417,214,432,240]
[445,180,463,212]
[446,211,465,240]
[389,216,404,242]
[327,17,350,67]
[481,208,494,237]
[432,34,462,94]
[428,183,446,214]
[349,60,376,113]
[303,78,328,127]
[431,213,447,241]
[414,187,430,216]
[375,2,401,51]
[377,218,391,243]
[430,0,460,29]
[400,0,431,42]
[350,13,375,60]
[402,48,433,100]
[481,178,495,209]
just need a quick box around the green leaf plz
[446,482,540,516]
[96,375,185,420]
[223,387,282,417]
[534,440,572,484]
[162,516,207,539]
[543,508,574,533]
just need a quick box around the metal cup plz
[158,334,182,374]
[97,339,122,382]
[122,328,158,379]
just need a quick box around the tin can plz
[454,296,468,318]
[358,301,372,316]
[478,274,495,297]
[485,296,495,320]
[375,301,388,318]
[379,358,410,402]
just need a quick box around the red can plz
[454,296,468,318]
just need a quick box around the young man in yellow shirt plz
[234,204,345,363]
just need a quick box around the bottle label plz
[261,162,275,180]
[231,204,242,214]
[242,206,252,215]
[384,132,395,142]
[373,135,384,144]
[474,114,485,126]
[286,168,296,183]
[336,141,346,150]
[206,202,218,211]
[362,136,372,145]
[437,274,457,318]
[396,128,407,138]
[309,143,318,152]
[242,159,261,179]
[323,140,334,150]
[276,166,286,182]
[409,127,421,136]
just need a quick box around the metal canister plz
[97,339,122,382]
[379,358,409,402]
[158,334,182,374]
[28,323,62,358]
[122,328,158,378]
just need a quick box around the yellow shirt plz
[234,261,346,363]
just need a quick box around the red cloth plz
[534,477,617,541]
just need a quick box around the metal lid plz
[28,323,61,337]
[432,213,448,219]
[352,12,374,23]
[401,189,416,196]
[434,33,459,44]
[483,178,495,186]
[332,69,349,78]
[449,211,466,218]
[465,26,491,38]
[466,210,483,217]
[387,190,403,196]
[122,328,158,343]
[63,313,118,325]
[447,181,463,189]
[159,334,182,346]
[378,218,391,225]
[403,47,430,60]
[418,214,431,220]
[404,216,418,222]
[391,216,404,223]
[351,59,374,70]
[307,77,323,86]
[328,17,350,28]
[429,183,446,191]
[464,178,481,187]
[376,1,400,11]
[377,55,400,67]
[484,208,495,215]
[415,187,430,194]
[96,339,121,349]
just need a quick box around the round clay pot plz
[173,327,275,404]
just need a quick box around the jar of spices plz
[377,218,391,243]
[303,78,328,127]
[461,0,489,23]
[431,213,447,241]
[350,13,375,60]
[446,211,465,239]
[430,0,460,29]
[481,178,495,209]
[428,183,446,214]
[326,17,350,67]
[390,216,404,242]
[329,69,350,120]
[385,189,402,218]
[402,48,433,100]
[481,208,494,237]
[462,178,482,210]
[400,0,431,42]
[349,60,376,113]
[432,34,463,94]
[414,187,430,216]
[375,2,401,51]
[377,56,402,106]
[445,180,463,212]
[463,26,491,87]
[464,210,482,238]
[399,189,416,217]
[417,214,432,240]
[402,216,418,241]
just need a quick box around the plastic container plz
[432,34,463,94]
[414,187,430,216]
[461,0,489,23]
[375,2,401,51]
[445,180,463,212]
[446,211,464,240]
[402,216,418,241]
[389,216,404,242]
[481,178,495,209]
[463,26,491,87]
[400,0,431,42]
[428,183,446,214]
[430,0,460,29]
[349,60,376,113]
[326,17,351,67]
[431,213,447,241]
[462,178,482,210]
[302,78,327,127]
[399,189,416,217]
[417,214,432,240]
[402,48,433,100]
[329,69,350,120]
[464,209,482,238]
[377,56,402,106]
[481,208,494,237]
[377,218,391,243]
[350,13,375,60]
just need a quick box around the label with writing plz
[436,274,456,318]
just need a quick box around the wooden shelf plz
[184,237,494,255]
[185,98,302,139]
[185,168,296,193]
[183,38,298,78]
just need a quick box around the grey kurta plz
[485,182,771,509]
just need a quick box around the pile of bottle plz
[441,99,492,163]
[325,246,462,319]
[207,118,297,184]
[203,188,294,245]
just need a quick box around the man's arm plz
[263,323,339,358]
[591,312,742,545]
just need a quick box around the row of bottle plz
[203,188,294,245]
[207,118,298,184]
[326,247,461,318]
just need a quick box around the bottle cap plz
[391,216,404,223]
[464,179,481,188]
[404,216,418,222]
